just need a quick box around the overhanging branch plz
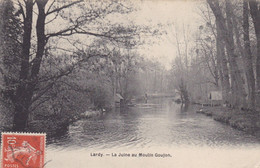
[46,0,83,16]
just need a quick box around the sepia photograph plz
[0,0,260,167]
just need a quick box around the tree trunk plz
[216,19,230,104]
[31,0,47,79]
[225,0,247,108]
[230,1,256,110]
[13,0,48,131]
[207,0,246,108]
[249,0,260,109]
[13,0,34,131]
[179,78,189,104]
[242,1,255,109]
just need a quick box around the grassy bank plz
[196,105,260,138]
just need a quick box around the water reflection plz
[47,98,260,150]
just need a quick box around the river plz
[46,98,260,168]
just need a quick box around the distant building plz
[208,91,222,106]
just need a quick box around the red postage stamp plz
[1,132,46,168]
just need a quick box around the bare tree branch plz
[45,10,59,25]
[30,96,51,112]
[46,0,83,16]
[31,50,112,104]
[46,0,56,14]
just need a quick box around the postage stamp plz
[1,132,46,168]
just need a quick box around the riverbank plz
[0,104,110,135]
[27,109,106,136]
[196,105,260,138]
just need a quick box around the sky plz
[128,0,204,69]
[41,0,205,70]
[37,0,204,70]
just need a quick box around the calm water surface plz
[46,98,260,168]
[48,98,260,149]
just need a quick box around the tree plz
[5,0,142,131]
[216,18,230,103]
[248,0,260,109]
[225,0,247,108]
[171,25,190,104]
[0,0,22,103]
[170,56,189,104]
[207,0,247,108]
[242,1,255,109]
